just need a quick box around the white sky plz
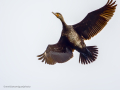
[0,0,120,90]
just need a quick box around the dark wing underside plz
[37,37,74,65]
[73,0,117,40]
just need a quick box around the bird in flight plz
[37,0,117,65]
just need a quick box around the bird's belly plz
[67,30,84,48]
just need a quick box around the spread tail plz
[79,46,98,64]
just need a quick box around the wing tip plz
[100,0,117,21]
[37,53,44,60]
[106,0,117,6]
[37,52,57,65]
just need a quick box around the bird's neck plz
[60,18,67,28]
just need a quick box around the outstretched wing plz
[37,36,74,65]
[73,0,117,40]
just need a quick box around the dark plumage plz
[37,0,117,65]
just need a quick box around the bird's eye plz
[56,14,59,17]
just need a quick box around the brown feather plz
[73,0,117,40]
[37,37,74,65]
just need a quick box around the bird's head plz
[52,12,64,21]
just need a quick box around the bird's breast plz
[63,26,85,49]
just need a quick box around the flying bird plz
[37,0,117,65]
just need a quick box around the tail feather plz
[79,46,98,64]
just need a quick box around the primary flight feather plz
[37,0,117,65]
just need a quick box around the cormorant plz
[37,0,117,65]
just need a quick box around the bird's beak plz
[52,12,56,16]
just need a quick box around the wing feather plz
[73,0,117,40]
[37,36,74,65]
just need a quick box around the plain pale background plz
[0,0,120,90]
